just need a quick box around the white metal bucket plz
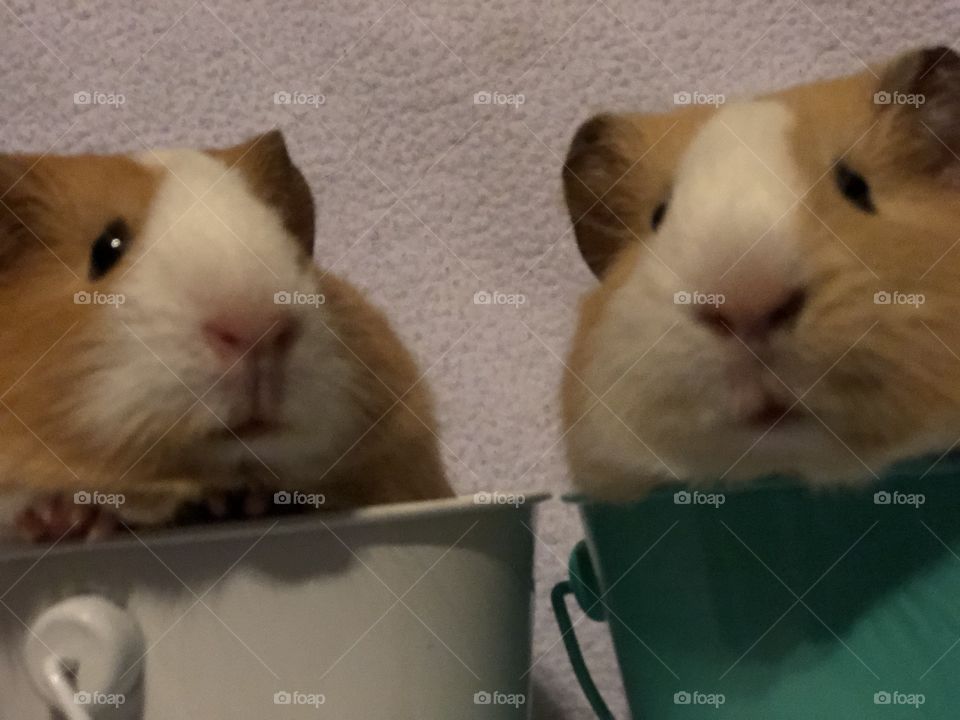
[0,493,546,719]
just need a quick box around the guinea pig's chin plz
[201,430,326,467]
[194,391,358,470]
[673,424,859,483]
[187,414,354,481]
[569,354,905,491]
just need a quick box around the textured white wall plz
[1,1,956,716]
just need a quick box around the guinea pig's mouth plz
[220,417,286,440]
[747,399,804,429]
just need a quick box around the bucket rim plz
[0,492,552,563]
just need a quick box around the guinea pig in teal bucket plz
[553,451,960,719]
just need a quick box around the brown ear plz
[876,46,960,174]
[562,114,646,278]
[208,130,316,254]
[0,155,45,268]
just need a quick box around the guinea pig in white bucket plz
[0,130,453,541]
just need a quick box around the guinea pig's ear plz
[876,46,960,174]
[208,130,316,254]
[562,114,646,278]
[0,155,43,267]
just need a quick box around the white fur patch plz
[76,149,361,484]
[655,100,805,300]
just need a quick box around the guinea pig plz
[0,130,452,541]
[561,46,960,500]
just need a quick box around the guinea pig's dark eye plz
[89,219,129,280]
[834,162,875,213]
[651,201,668,231]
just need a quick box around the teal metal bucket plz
[553,453,960,718]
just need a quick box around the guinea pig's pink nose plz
[695,286,806,341]
[203,314,301,363]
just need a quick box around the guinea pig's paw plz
[239,486,273,518]
[205,487,272,519]
[175,486,276,525]
[15,495,121,543]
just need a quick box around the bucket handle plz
[551,540,615,720]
